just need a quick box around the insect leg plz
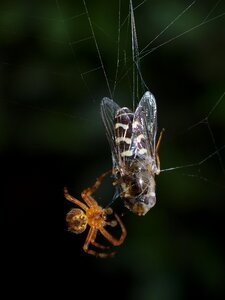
[155,128,165,174]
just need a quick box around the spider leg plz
[88,227,110,249]
[105,207,113,215]
[105,220,117,227]
[81,170,112,207]
[83,170,112,196]
[99,213,127,246]
[83,227,97,255]
[83,227,115,258]
[91,240,110,250]
[155,128,165,174]
[64,187,88,211]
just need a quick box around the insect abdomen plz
[114,108,134,158]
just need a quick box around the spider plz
[64,171,127,258]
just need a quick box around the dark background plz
[3,0,225,299]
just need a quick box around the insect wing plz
[101,97,121,166]
[101,98,135,170]
[132,91,157,159]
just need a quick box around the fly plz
[101,91,164,216]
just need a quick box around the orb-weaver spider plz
[64,171,127,258]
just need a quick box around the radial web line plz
[112,0,121,98]
[161,92,225,183]
[82,0,112,99]
[140,1,196,56]
[139,12,225,61]
[115,5,225,89]
[187,92,225,175]
[55,0,78,63]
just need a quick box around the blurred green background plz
[3,0,225,299]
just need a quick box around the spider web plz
[2,0,225,197]
[3,4,225,299]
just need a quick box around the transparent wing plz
[100,97,121,164]
[132,91,157,159]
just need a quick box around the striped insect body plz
[101,91,162,216]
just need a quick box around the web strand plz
[82,0,112,99]
[139,12,225,61]
[161,91,225,186]
[2,0,225,188]
[140,1,196,56]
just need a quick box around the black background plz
[3,0,225,299]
